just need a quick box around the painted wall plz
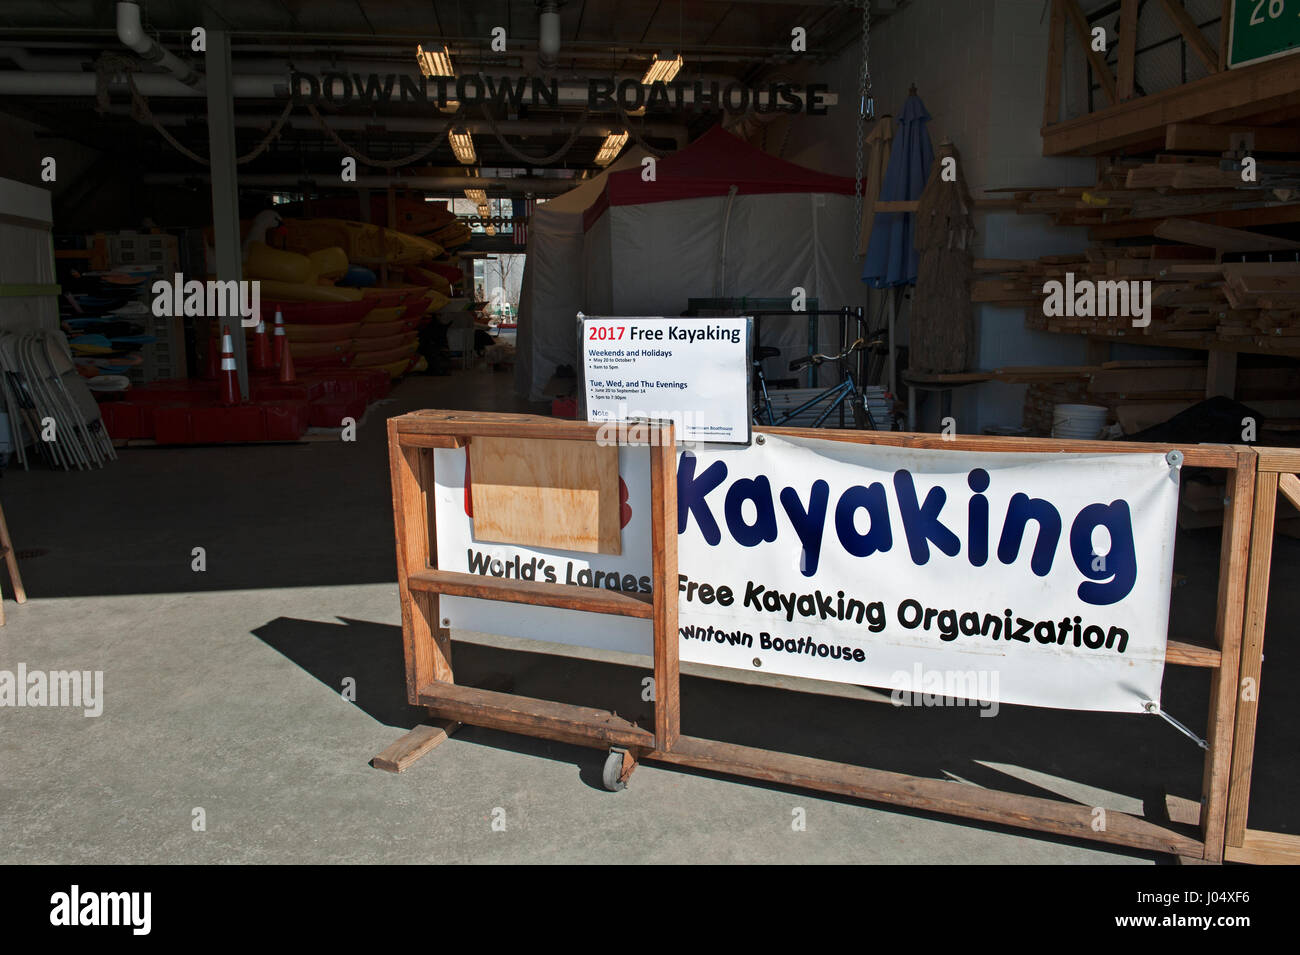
[958,0,1096,434]
[765,0,1102,433]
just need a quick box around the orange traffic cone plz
[252,317,273,370]
[272,308,286,365]
[278,335,297,384]
[218,332,239,405]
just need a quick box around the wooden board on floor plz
[469,435,621,555]
[372,719,460,773]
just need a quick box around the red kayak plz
[263,301,371,325]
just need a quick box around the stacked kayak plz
[351,294,421,375]
[263,290,428,377]
[246,209,471,379]
[60,270,161,378]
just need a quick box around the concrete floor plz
[1,366,1295,863]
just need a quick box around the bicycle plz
[751,311,889,429]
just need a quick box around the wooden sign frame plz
[1221,448,1300,864]
[384,409,1265,863]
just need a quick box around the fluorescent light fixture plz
[449,128,477,164]
[641,53,682,85]
[464,188,487,206]
[594,131,629,166]
[476,203,490,218]
[416,43,455,77]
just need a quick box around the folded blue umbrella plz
[862,93,934,289]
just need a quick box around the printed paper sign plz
[581,315,751,444]
[433,434,1179,714]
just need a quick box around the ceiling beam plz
[1062,0,1117,106]
[1155,0,1219,75]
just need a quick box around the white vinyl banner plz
[433,433,1180,714]
[581,315,751,444]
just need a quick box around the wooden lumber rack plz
[382,410,1279,863]
[1041,0,1300,156]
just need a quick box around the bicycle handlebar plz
[788,337,878,371]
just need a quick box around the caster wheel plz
[602,748,628,792]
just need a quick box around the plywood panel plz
[468,436,620,555]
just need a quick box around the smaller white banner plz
[581,315,751,444]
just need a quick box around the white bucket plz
[1051,403,1108,440]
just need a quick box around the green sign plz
[1229,0,1300,68]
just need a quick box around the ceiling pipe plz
[116,0,205,89]
[0,47,90,70]
[221,42,772,63]
[0,71,262,96]
[537,1,563,70]
[0,28,834,56]
[143,112,688,148]
[143,173,579,195]
[179,58,741,86]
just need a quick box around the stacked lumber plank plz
[967,139,1300,446]
[982,253,1300,350]
[976,155,1300,355]
[988,154,1300,237]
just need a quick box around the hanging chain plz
[617,104,669,159]
[306,102,457,169]
[479,98,597,164]
[95,53,294,167]
[854,0,873,258]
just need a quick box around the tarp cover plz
[515,147,651,402]
[517,126,866,401]
[584,125,855,229]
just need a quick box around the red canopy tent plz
[583,125,855,231]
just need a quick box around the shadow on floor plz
[1,370,543,600]
[251,610,1226,858]
[9,361,1297,847]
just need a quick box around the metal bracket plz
[1165,449,1183,486]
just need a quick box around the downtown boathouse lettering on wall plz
[288,72,833,115]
